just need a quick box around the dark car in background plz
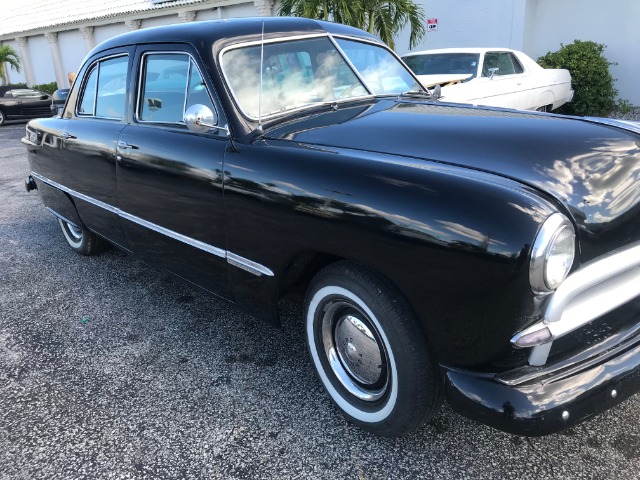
[21,17,640,437]
[0,85,52,125]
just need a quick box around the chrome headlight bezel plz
[530,213,576,294]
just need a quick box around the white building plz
[1,0,638,105]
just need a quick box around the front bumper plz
[445,322,640,436]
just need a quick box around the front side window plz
[77,56,128,119]
[138,53,216,124]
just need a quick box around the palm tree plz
[0,44,21,85]
[278,0,358,24]
[278,0,426,50]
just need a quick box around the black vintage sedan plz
[22,17,640,437]
[0,85,52,125]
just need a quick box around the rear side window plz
[77,55,128,119]
[138,53,216,124]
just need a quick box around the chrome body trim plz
[581,116,640,136]
[45,207,81,230]
[513,240,640,366]
[31,172,274,277]
[227,252,274,277]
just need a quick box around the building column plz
[80,26,95,53]
[44,32,65,88]
[125,19,142,31]
[253,0,274,16]
[15,37,35,86]
[178,10,196,22]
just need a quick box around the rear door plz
[59,48,133,248]
[116,44,231,298]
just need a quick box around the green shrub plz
[537,40,618,117]
[32,81,58,95]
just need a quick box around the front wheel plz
[304,261,442,436]
[58,218,109,256]
[0,109,6,126]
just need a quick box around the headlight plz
[530,213,576,293]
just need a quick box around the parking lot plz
[1,120,639,479]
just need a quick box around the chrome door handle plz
[60,132,76,139]
[117,141,138,149]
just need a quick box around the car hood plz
[267,100,640,260]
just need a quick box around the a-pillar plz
[15,37,35,86]
[253,0,274,16]
[44,32,65,89]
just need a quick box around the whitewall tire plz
[304,261,442,436]
[58,218,109,256]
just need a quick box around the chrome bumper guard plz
[512,241,640,366]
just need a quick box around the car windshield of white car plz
[221,36,419,119]
[404,53,479,77]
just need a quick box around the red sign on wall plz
[427,18,438,32]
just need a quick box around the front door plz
[116,45,231,298]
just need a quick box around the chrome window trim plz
[513,240,640,366]
[76,53,129,120]
[31,172,273,277]
[135,51,220,127]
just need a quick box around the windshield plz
[403,53,480,77]
[221,36,421,119]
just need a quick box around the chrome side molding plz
[31,172,274,277]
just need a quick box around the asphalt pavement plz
[1,121,639,479]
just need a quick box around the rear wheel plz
[58,218,109,256]
[0,109,6,126]
[304,261,442,436]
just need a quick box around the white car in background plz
[402,48,574,112]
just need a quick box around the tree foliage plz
[0,44,21,85]
[278,0,426,50]
[537,40,618,117]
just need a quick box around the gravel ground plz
[1,120,640,480]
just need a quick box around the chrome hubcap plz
[66,223,83,241]
[321,300,388,402]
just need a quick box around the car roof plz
[91,16,381,56]
[403,47,520,57]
